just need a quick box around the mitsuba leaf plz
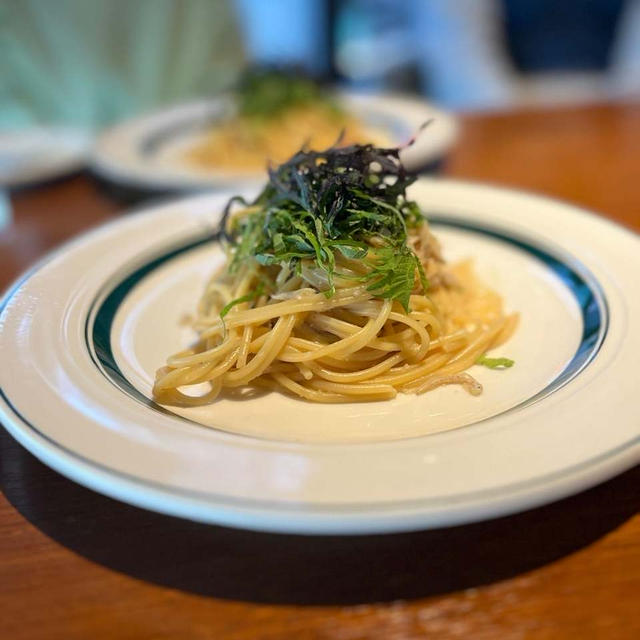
[476,355,515,369]
[220,282,265,319]
[365,249,424,312]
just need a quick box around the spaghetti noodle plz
[154,142,517,405]
[186,103,377,171]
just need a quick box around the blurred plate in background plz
[90,93,459,194]
[0,127,91,189]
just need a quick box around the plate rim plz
[1,391,638,533]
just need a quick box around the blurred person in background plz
[0,0,244,131]
[3,0,639,132]
[0,0,331,133]
[334,0,640,109]
[234,0,331,76]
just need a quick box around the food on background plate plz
[185,68,387,171]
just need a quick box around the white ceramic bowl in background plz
[0,127,91,188]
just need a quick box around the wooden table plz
[1,102,639,639]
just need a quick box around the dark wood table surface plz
[1,102,639,639]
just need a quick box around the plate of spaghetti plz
[1,143,638,534]
[91,70,458,193]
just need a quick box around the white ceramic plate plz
[0,127,91,188]
[90,93,458,192]
[1,179,638,534]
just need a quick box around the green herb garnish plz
[235,67,339,120]
[219,142,429,312]
[219,282,265,319]
[476,355,515,369]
